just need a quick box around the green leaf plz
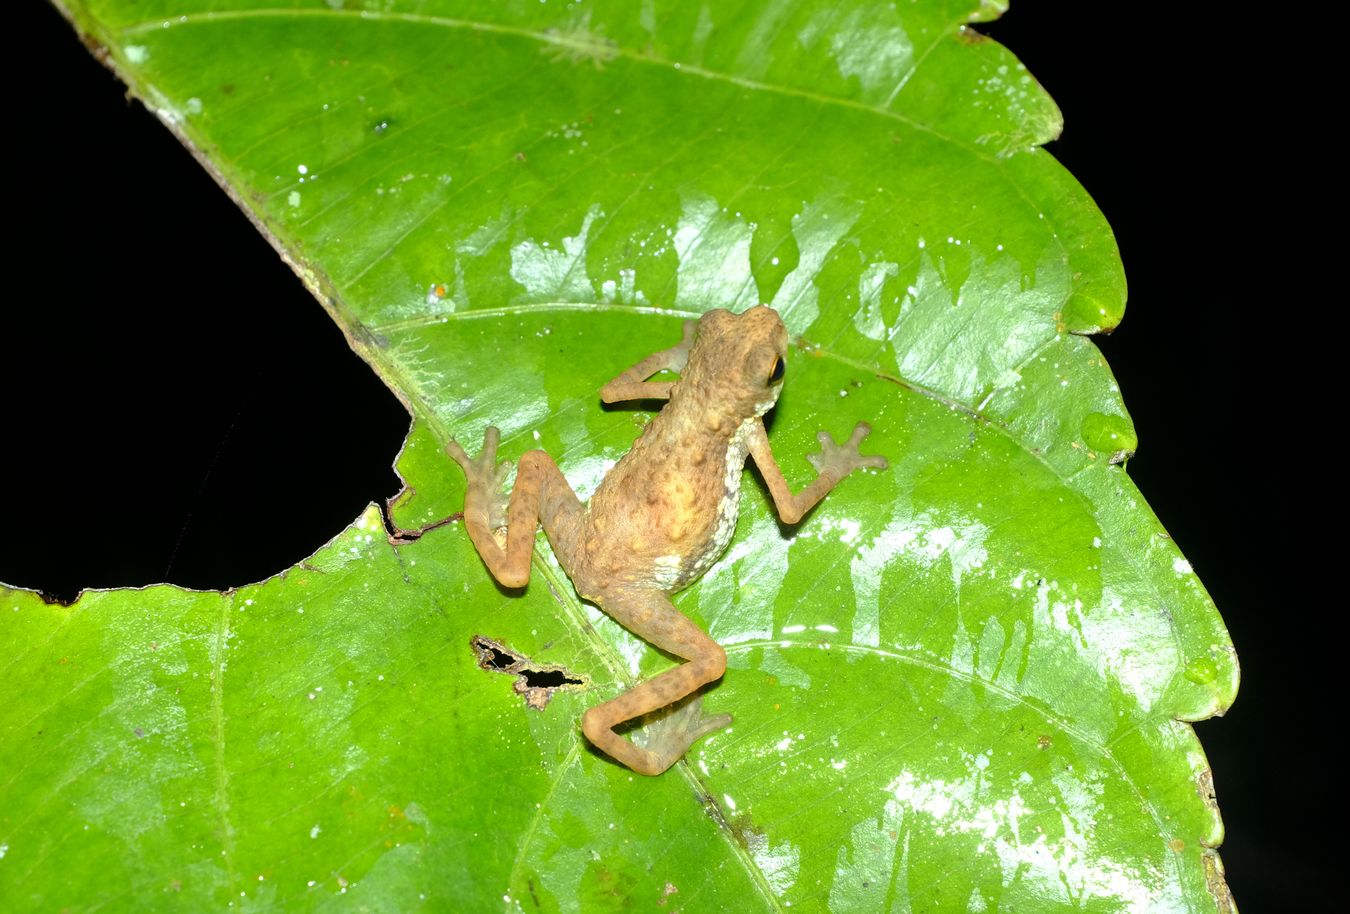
[5,2,1237,911]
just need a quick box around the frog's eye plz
[768,357,786,383]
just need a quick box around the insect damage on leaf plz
[470,634,587,710]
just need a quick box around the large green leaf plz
[4,1,1237,911]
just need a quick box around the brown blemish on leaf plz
[36,589,81,607]
[470,635,587,710]
[723,810,767,853]
[1203,850,1235,913]
[956,25,991,44]
[1196,767,1220,841]
[379,495,459,544]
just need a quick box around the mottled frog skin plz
[449,306,887,775]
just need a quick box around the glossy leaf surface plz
[3,2,1237,911]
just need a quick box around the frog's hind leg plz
[448,427,583,588]
[581,589,731,775]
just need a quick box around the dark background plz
[6,3,1316,908]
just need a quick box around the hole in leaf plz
[470,635,587,711]
[1,7,410,601]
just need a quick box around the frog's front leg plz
[748,420,888,524]
[598,319,697,404]
[447,427,583,588]
[581,587,731,776]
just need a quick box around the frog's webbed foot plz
[447,426,513,531]
[634,695,732,766]
[808,421,889,478]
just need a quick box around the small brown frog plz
[449,306,887,775]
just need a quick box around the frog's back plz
[566,306,787,597]
[571,408,749,593]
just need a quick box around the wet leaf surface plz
[3,2,1237,911]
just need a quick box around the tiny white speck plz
[311,825,321,839]
[722,793,737,811]
[126,46,149,64]
[297,164,308,175]
[288,191,301,208]
[1173,558,1193,574]
[185,97,203,115]
[0,843,8,859]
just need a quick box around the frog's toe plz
[639,695,732,760]
[446,437,471,466]
[479,425,501,459]
[687,709,734,742]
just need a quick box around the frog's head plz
[684,306,789,420]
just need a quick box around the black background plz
[6,3,1318,908]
